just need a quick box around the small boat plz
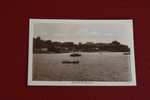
[123,52,130,55]
[62,60,79,64]
[70,52,81,57]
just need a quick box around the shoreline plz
[33,51,130,54]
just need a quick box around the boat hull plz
[62,60,79,64]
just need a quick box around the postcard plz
[28,19,136,86]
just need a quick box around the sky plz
[33,20,133,47]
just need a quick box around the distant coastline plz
[33,37,130,54]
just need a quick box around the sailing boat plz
[123,52,130,55]
[62,50,81,64]
[70,51,82,57]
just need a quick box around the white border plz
[28,19,136,86]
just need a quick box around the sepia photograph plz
[28,19,136,86]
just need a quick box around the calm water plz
[33,52,131,81]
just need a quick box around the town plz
[33,37,130,53]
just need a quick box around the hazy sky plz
[33,20,133,46]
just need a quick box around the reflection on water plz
[33,52,131,81]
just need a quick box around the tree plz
[111,40,120,45]
[33,37,44,49]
